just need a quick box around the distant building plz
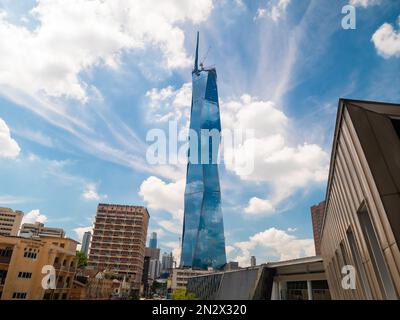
[0,208,23,236]
[80,231,91,257]
[20,222,65,238]
[310,201,325,255]
[88,204,149,298]
[171,268,214,292]
[70,270,114,300]
[149,232,157,249]
[145,247,160,260]
[161,252,173,273]
[148,259,160,280]
[321,99,400,300]
[224,261,239,271]
[0,235,78,300]
[187,256,330,300]
[251,256,256,267]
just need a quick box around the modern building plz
[311,201,326,255]
[87,204,149,298]
[186,256,330,300]
[20,222,65,238]
[148,259,160,280]
[145,247,160,260]
[80,231,91,257]
[321,99,400,300]
[149,232,157,249]
[0,235,78,300]
[251,256,256,267]
[180,32,226,270]
[0,208,23,236]
[161,252,173,273]
[171,268,214,292]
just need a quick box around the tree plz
[172,288,197,300]
[76,251,88,268]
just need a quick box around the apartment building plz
[0,208,23,236]
[88,204,149,298]
[311,201,326,255]
[321,99,400,299]
[0,235,78,300]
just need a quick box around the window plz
[18,272,32,279]
[23,251,37,259]
[347,227,372,299]
[12,292,27,299]
[391,118,400,139]
[0,247,13,257]
[0,270,7,285]
[358,203,397,299]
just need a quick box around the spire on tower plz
[193,31,199,73]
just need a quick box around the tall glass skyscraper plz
[180,32,226,270]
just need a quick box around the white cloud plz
[233,227,314,266]
[139,176,185,221]
[0,0,213,102]
[21,209,48,224]
[158,220,182,235]
[349,0,380,7]
[254,8,267,21]
[16,129,53,147]
[223,95,329,215]
[287,227,297,232]
[371,17,400,58]
[82,183,106,201]
[0,118,20,158]
[245,197,275,215]
[146,83,192,123]
[269,0,291,22]
[74,226,93,243]
[0,195,33,205]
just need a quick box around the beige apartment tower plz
[88,204,149,298]
[0,208,23,236]
[321,99,400,300]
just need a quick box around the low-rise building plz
[70,270,113,300]
[171,268,214,292]
[0,235,78,300]
[186,256,330,300]
[20,222,65,238]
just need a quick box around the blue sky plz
[0,0,399,266]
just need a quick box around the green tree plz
[172,288,197,300]
[76,251,88,268]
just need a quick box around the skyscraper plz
[149,232,157,248]
[180,32,226,270]
[80,231,91,257]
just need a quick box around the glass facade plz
[180,33,226,270]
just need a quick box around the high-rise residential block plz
[180,32,226,270]
[0,208,23,236]
[80,231,91,257]
[161,252,173,273]
[20,222,65,238]
[88,204,149,297]
[310,201,325,255]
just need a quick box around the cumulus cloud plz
[371,17,400,58]
[21,209,48,224]
[222,95,329,215]
[164,241,181,265]
[0,118,20,158]
[82,183,106,201]
[0,0,213,102]
[139,176,185,233]
[233,227,314,266]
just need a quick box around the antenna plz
[200,46,211,69]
